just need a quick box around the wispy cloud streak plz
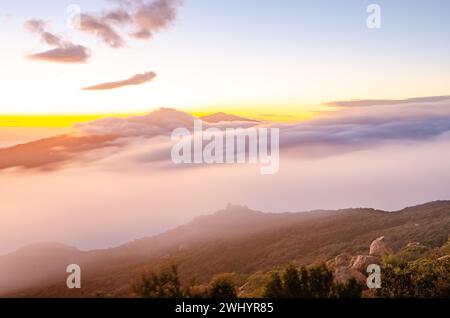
[25,19,90,63]
[81,71,157,90]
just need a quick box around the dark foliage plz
[377,258,450,298]
[134,264,182,298]
[263,264,363,298]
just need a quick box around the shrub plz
[208,273,238,298]
[134,264,182,298]
[263,263,362,298]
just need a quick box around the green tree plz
[263,263,356,298]
[263,272,285,298]
[208,274,237,298]
[134,264,182,298]
[377,258,450,298]
[334,278,364,298]
[308,264,334,298]
[184,284,210,298]
[282,264,303,297]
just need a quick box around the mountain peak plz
[136,108,196,123]
[200,112,258,123]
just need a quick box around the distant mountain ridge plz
[1,201,449,297]
[200,112,259,123]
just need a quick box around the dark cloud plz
[327,95,450,108]
[81,71,157,90]
[24,19,91,63]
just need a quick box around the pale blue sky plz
[0,0,449,115]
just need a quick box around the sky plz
[0,0,449,120]
[1,1,450,254]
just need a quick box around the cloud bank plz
[327,95,450,108]
[25,19,90,63]
[3,129,450,255]
[3,96,450,171]
[82,71,157,90]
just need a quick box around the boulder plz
[369,236,392,257]
[335,253,352,267]
[326,259,336,270]
[334,266,366,286]
[351,255,380,273]
[406,242,422,248]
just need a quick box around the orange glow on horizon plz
[0,104,332,128]
[0,114,145,128]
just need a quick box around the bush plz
[208,273,238,298]
[334,278,364,298]
[135,265,238,298]
[134,264,182,298]
[264,272,285,298]
[377,258,450,298]
[263,263,363,298]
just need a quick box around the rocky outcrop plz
[335,253,353,267]
[334,266,367,285]
[351,255,380,272]
[406,242,422,248]
[331,237,391,286]
[369,236,392,257]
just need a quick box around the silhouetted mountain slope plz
[0,134,118,170]
[116,205,333,256]
[2,201,449,297]
[0,243,86,294]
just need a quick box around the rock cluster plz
[330,236,392,285]
[369,236,393,257]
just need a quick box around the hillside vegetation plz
[2,201,449,297]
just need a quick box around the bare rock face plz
[334,266,367,285]
[406,242,422,248]
[351,255,380,273]
[335,253,353,267]
[369,236,392,257]
[326,259,336,270]
[331,236,394,287]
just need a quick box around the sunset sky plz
[1,0,450,125]
[1,1,450,254]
